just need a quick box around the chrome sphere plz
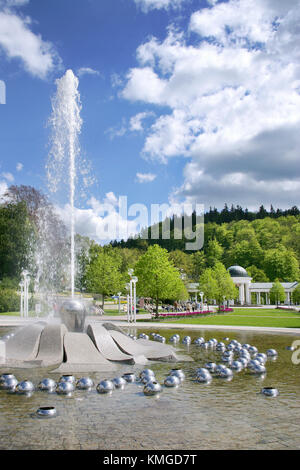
[76,377,94,390]
[248,346,258,355]
[196,368,212,383]
[16,380,35,394]
[60,299,86,332]
[201,342,209,350]
[242,343,250,350]
[231,360,243,372]
[286,346,294,351]
[112,377,127,389]
[251,364,267,375]
[96,379,115,394]
[261,387,279,397]
[138,333,149,340]
[38,378,57,392]
[247,359,261,370]
[170,369,185,382]
[218,366,233,379]
[221,355,232,365]
[182,336,191,344]
[140,369,155,379]
[36,406,57,418]
[158,336,166,343]
[0,376,18,391]
[204,362,217,373]
[143,381,162,396]
[239,357,249,368]
[266,349,278,357]
[169,335,179,343]
[254,353,267,364]
[164,375,180,388]
[226,343,235,351]
[194,337,204,345]
[215,364,227,376]
[122,372,136,383]
[140,375,156,384]
[59,375,76,384]
[56,381,75,395]
[0,373,16,383]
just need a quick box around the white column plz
[257,292,261,305]
[245,282,251,304]
[239,284,245,305]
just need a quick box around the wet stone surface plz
[0,326,300,450]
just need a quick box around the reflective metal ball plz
[59,375,76,384]
[231,360,243,372]
[56,381,75,395]
[196,368,212,383]
[76,377,94,390]
[164,375,180,388]
[112,377,127,389]
[204,362,217,373]
[143,381,162,396]
[122,372,136,383]
[38,378,57,392]
[36,406,57,418]
[254,353,267,364]
[0,376,18,391]
[170,369,185,382]
[96,379,115,394]
[194,337,204,345]
[266,349,278,357]
[16,380,35,394]
[248,346,258,355]
[218,366,233,379]
[140,369,155,379]
[182,336,191,344]
[261,387,279,397]
[251,364,267,375]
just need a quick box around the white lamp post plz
[117,292,122,314]
[125,283,130,323]
[131,276,138,324]
[21,270,30,318]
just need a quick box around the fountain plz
[0,69,185,372]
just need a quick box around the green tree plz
[263,246,299,281]
[168,250,193,279]
[246,265,269,282]
[199,268,218,310]
[134,244,188,317]
[212,262,238,311]
[292,284,300,305]
[205,239,223,267]
[269,280,286,306]
[84,246,124,308]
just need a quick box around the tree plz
[263,246,299,281]
[199,268,218,310]
[269,280,286,306]
[0,201,34,280]
[246,265,269,282]
[134,244,188,317]
[205,239,223,267]
[84,246,124,308]
[212,262,238,311]
[292,284,300,305]
[168,250,193,279]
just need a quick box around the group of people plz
[144,300,203,314]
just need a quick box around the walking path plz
[1,313,300,336]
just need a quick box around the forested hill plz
[110,205,300,283]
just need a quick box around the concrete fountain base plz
[2,320,182,372]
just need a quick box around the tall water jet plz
[47,70,82,297]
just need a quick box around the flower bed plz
[219,307,234,312]
[153,310,213,319]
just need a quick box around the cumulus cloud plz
[135,172,157,183]
[1,171,14,182]
[129,111,155,132]
[77,67,101,77]
[122,0,300,209]
[16,162,23,171]
[0,1,60,78]
[134,0,186,13]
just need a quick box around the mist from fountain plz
[47,69,82,297]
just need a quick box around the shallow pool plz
[0,326,299,450]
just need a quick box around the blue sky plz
[0,0,300,242]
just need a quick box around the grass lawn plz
[142,308,300,328]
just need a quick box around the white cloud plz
[129,111,155,132]
[134,0,186,13]
[1,171,14,182]
[77,67,101,77]
[0,4,60,78]
[16,162,23,171]
[122,0,300,209]
[0,180,8,198]
[136,172,157,183]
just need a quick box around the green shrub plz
[0,288,20,313]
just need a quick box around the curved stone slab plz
[59,332,117,371]
[33,324,68,366]
[86,323,147,365]
[5,322,46,362]
[109,331,178,362]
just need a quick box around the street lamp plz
[117,292,122,314]
[131,276,138,324]
[125,283,130,323]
